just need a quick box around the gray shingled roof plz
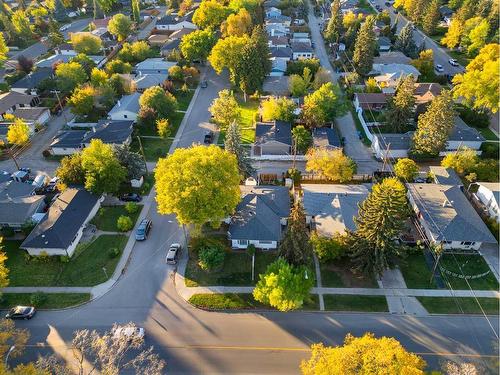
[50,130,87,149]
[429,166,462,186]
[407,183,497,244]
[229,186,290,241]
[10,68,53,90]
[108,93,141,116]
[21,188,100,250]
[312,127,341,148]
[375,132,413,150]
[83,120,134,145]
[255,121,292,146]
[0,195,45,226]
[0,180,36,200]
[270,46,293,59]
[450,116,486,142]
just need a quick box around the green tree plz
[422,0,440,35]
[56,153,85,186]
[131,0,140,22]
[441,146,478,174]
[301,83,343,127]
[289,74,309,97]
[192,0,230,29]
[453,44,499,113]
[324,0,343,42]
[224,120,253,176]
[394,158,419,181]
[253,258,314,312]
[180,29,216,63]
[90,67,108,86]
[97,0,117,14]
[209,89,240,130]
[221,7,252,36]
[365,77,381,93]
[117,215,133,231]
[47,31,65,48]
[208,35,249,84]
[292,125,312,154]
[353,15,377,75]
[55,61,87,93]
[0,34,8,68]
[70,32,102,54]
[394,23,418,58]
[156,118,170,138]
[70,53,97,76]
[117,41,152,63]
[411,90,455,157]
[198,241,225,270]
[139,86,178,118]
[411,49,435,81]
[300,333,426,375]
[313,67,331,89]
[0,319,29,361]
[0,238,9,298]
[442,18,464,49]
[310,232,346,263]
[155,145,241,226]
[306,148,356,182]
[12,9,33,39]
[81,139,127,194]
[465,19,489,56]
[349,177,409,276]
[67,85,95,116]
[108,13,132,41]
[6,118,30,145]
[385,75,415,133]
[279,201,312,266]
[105,59,132,74]
[407,0,429,25]
[113,145,146,180]
[261,97,296,123]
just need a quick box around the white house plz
[475,182,500,222]
[291,42,315,60]
[134,58,176,75]
[155,12,197,31]
[442,117,485,155]
[108,93,141,121]
[0,91,37,119]
[371,63,421,93]
[12,107,51,125]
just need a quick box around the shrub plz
[34,251,51,263]
[21,220,36,236]
[198,240,225,271]
[124,202,139,214]
[480,143,499,159]
[23,253,31,263]
[117,215,133,232]
[456,105,490,128]
[246,244,256,257]
[0,226,15,238]
[30,292,47,307]
[60,255,70,263]
[108,247,120,258]
[310,232,347,262]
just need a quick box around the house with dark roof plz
[414,83,442,116]
[354,93,390,111]
[312,127,342,150]
[373,51,412,65]
[291,42,314,60]
[160,38,181,56]
[372,132,413,159]
[377,36,392,52]
[12,107,51,125]
[407,183,496,250]
[429,166,462,186]
[252,121,292,157]
[0,92,38,119]
[270,46,293,60]
[21,188,102,256]
[49,130,88,155]
[108,93,141,121]
[133,73,167,91]
[10,68,53,95]
[228,185,290,249]
[445,116,485,154]
[156,12,197,31]
[134,58,176,75]
[268,36,289,48]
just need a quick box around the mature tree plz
[0,319,29,360]
[0,239,8,302]
[394,158,419,181]
[155,145,241,226]
[394,23,418,58]
[324,0,343,43]
[465,19,489,56]
[300,333,426,375]
[108,13,132,41]
[365,77,381,93]
[0,362,50,375]
[422,0,440,35]
[349,177,408,276]
[90,67,108,86]
[71,32,102,55]
[56,153,85,186]
[105,59,132,74]
[96,0,117,15]
[289,73,310,97]
[411,90,455,157]
[0,34,9,67]
[209,35,249,84]
[453,44,499,113]
[407,0,428,25]
[302,83,343,127]
[306,148,356,182]
[55,61,87,93]
[209,89,240,130]
[310,232,346,263]
[81,139,127,194]
[67,85,95,116]
[441,146,478,175]
[221,8,252,37]
[442,18,464,49]
[7,118,30,145]
[16,55,33,74]
[411,49,435,81]
[180,29,216,63]
[279,201,312,266]
[12,9,33,39]
[353,15,377,75]
[313,67,331,89]
[37,323,165,375]
[224,120,253,176]
[261,97,296,123]
[118,41,152,64]
[139,86,178,119]
[192,0,230,29]
[113,144,146,180]
[385,75,416,133]
[70,54,97,76]
[292,125,312,154]
[109,73,131,95]
[131,0,140,22]
[253,258,314,312]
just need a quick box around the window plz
[124,114,128,118]
[460,241,474,246]
[259,241,272,244]
[237,239,248,246]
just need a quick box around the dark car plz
[375,5,382,11]
[200,80,208,88]
[135,219,152,241]
[6,306,36,320]
[204,131,214,144]
[120,193,142,202]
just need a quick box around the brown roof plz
[169,28,195,40]
[92,17,111,29]
[414,83,442,104]
[0,92,35,114]
[355,93,389,104]
[269,36,288,45]
[12,107,50,121]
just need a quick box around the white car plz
[112,325,145,340]
[59,24,70,32]
[166,243,181,264]
[448,58,459,67]
[435,64,444,72]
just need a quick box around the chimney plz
[271,193,275,200]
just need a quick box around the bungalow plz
[414,82,442,116]
[302,184,369,237]
[475,182,500,223]
[445,117,485,154]
[21,188,103,257]
[55,42,77,56]
[407,183,497,250]
[134,58,176,75]
[312,127,342,150]
[374,51,412,65]
[91,27,115,44]
[265,6,282,18]
[147,34,171,46]
[228,185,290,249]
[49,130,88,155]
[291,42,315,60]
[156,12,197,31]
[269,59,287,76]
[133,73,167,92]
[36,54,106,69]
[265,22,289,37]
[108,93,141,121]
[263,76,289,95]
[10,68,53,95]
[0,195,45,229]
[168,28,195,40]
[268,36,289,48]
[371,63,421,93]
[252,121,292,157]
[439,5,453,25]
[377,36,392,52]
[372,132,412,160]
[12,107,51,125]
[353,93,390,111]
[0,92,38,119]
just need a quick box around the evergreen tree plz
[279,201,312,267]
[353,15,377,75]
[385,75,416,133]
[394,23,418,58]
[324,0,343,43]
[422,0,441,35]
[349,178,409,276]
[224,121,254,176]
[411,90,455,157]
[131,0,140,23]
[407,0,428,25]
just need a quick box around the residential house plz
[108,93,141,121]
[269,46,292,76]
[263,76,289,95]
[373,51,412,65]
[377,36,392,52]
[265,6,282,18]
[134,58,176,75]
[312,127,342,150]
[91,17,111,30]
[445,116,485,154]
[0,91,38,119]
[156,12,197,31]
[133,73,167,92]
[36,54,106,69]
[372,132,412,159]
[302,184,369,237]
[371,63,421,93]
[12,107,51,125]
[429,166,463,186]
[267,14,291,25]
[407,183,496,250]
[414,83,442,116]
[228,185,290,249]
[268,36,289,48]
[439,5,453,25]
[353,93,390,111]
[252,121,292,157]
[270,46,293,61]
[48,130,88,155]
[264,0,281,8]
[21,188,103,257]
[291,42,315,60]
[147,34,171,46]
[168,28,195,40]
[265,21,290,37]
[10,68,53,95]
[475,182,500,222]
[55,42,77,56]
[91,27,116,44]
[269,59,287,76]
[160,39,181,56]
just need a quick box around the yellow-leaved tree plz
[6,118,30,146]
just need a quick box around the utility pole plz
[8,147,20,170]
[136,135,148,174]
[51,90,68,124]
[381,142,391,172]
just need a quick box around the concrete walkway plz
[313,254,324,310]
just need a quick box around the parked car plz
[135,219,152,241]
[200,80,208,88]
[5,306,36,320]
[59,23,70,31]
[204,131,214,144]
[435,64,444,72]
[375,5,382,11]
[166,243,181,264]
[120,193,142,202]
[112,325,145,340]
[448,58,459,67]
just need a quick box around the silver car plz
[166,243,181,264]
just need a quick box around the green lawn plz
[175,89,194,111]
[439,254,499,291]
[5,235,128,287]
[0,293,91,309]
[478,128,499,141]
[446,50,471,68]
[189,293,319,310]
[417,297,499,315]
[320,258,378,288]
[349,106,372,146]
[239,99,259,128]
[91,205,142,232]
[218,127,255,145]
[399,253,437,289]
[131,137,172,161]
[324,295,389,312]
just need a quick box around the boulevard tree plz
[422,0,441,35]
[192,0,230,29]
[306,148,356,182]
[139,86,178,119]
[209,89,240,130]
[353,15,377,75]
[180,29,216,63]
[301,82,343,127]
[224,120,254,176]
[209,35,249,84]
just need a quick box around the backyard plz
[217,98,259,145]
[91,205,142,232]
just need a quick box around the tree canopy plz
[192,0,231,29]
[55,61,88,93]
[139,86,178,119]
[306,148,356,182]
[70,32,102,55]
[261,97,296,123]
[394,158,419,181]
[224,120,253,176]
[279,201,312,266]
[385,75,416,133]
[108,13,132,41]
[7,118,30,145]
[180,29,216,63]
[353,15,377,75]
[221,8,252,36]
[209,89,241,130]
[301,83,343,127]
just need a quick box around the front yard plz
[323,295,389,312]
[417,297,499,315]
[217,98,259,145]
[131,137,172,161]
[320,258,378,288]
[91,205,142,232]
[399,252,438,289]
[0,293,91,309]
[438,254,499,291]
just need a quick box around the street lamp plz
[5,346,15,367]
